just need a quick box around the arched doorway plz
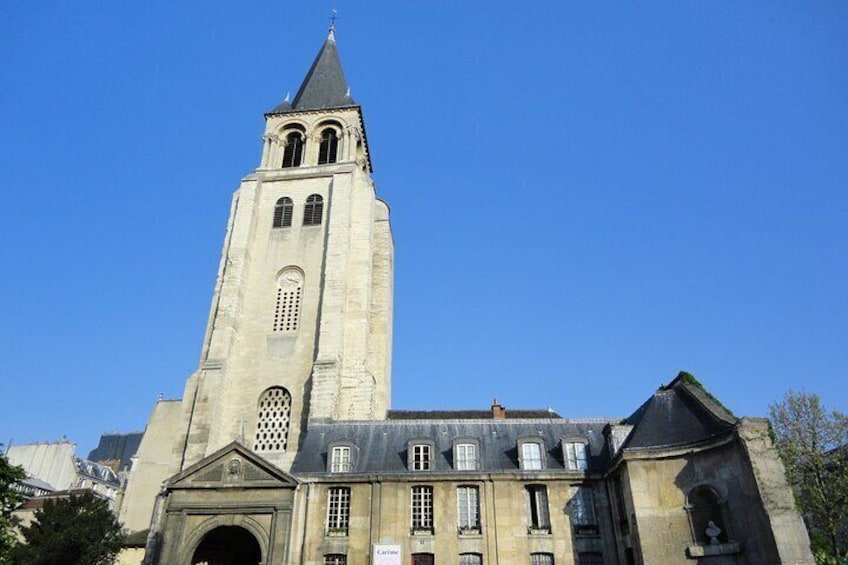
[191,526,261,565]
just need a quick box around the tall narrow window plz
[303,194,324,226]
[326,487,350,535]
[569,486,598,534]
[460,554,482,565]
[411,444,432,471]
[412,555,434,565]
[318,128,339,164]
[324,556,346,565]
[331,446,351,473]
[282,132,304,168]
[457,486,480,532]
[456,443,478,471]
[564,442,588,471]
[253,387,292,453]
[521,442,544,470]
[273,197,293,228]
[530,554,554,565]
[273,268,303,333]
[526,485,550,532]
[411,486,434,533]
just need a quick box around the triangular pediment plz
[165,442,298,490]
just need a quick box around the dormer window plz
[318,128,339,164]
[330,445,351,473]
[564,441,588,471]
[519,440,545,470]
[303,194,324,226]
[409,442,434,471]
[282,131,304,168]
[454,441,479,471]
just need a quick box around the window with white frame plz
[564,441,588,471]
[330,446,351,473]
[324,555,346,565]
[526,485,551,532]
[521,441,544,470]
[411,444,432,471]
[456,442,478,471]
[460,553,482,565]
[411,486,434,532]
[570,486,598,533]
[530,553,554,565]
[457,486,480,532]
[326,487,350,535]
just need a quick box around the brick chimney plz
[491,398,506,420]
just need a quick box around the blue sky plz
[1,2,846,455]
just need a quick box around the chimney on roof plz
[491,398,506,420]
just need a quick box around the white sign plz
[372,544,402,565]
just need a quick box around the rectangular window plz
[411,486,434,532]
[456,443,477,471]
[412,554,434,565]
[324,556,347,565]
[565,442,588,471]
[457,486,480,531]
[412,444,431,471]
[530,553,554,565]
[526,485,550,531]
[331,446,351,473]
[570,486,598,532]
[577,553,604,565]
[460,554,482,565]
[522,442,543,470]
[326,487,350,535]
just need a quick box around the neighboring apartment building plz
[110,27,814,565]
[7,440,124,508]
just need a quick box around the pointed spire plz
[268,23,355,115]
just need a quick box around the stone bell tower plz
[175,26,393,472]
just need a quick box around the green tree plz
[769,391,848,563]
[0,448,26,564]
[11,491,125,565]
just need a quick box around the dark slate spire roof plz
[269,29,356,115]
[622,372,737,451]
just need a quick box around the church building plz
[117,27,815,565]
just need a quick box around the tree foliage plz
[770,391,848,562]
[11,491,124,565]
[0,449,26,564]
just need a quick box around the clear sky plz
[1,2,846,456]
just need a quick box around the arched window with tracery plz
[273,268,303,332]
[273,197,293,228]
[282,131,304,168]
[254,386,292,453]
[318,128,339,164]
[686,484,730,544]
[303,194,324,226]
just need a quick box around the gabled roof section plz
[622,372,737,452]
[165,441,297,490]
[269,29,356,115]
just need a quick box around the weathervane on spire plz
[329,8,338,34]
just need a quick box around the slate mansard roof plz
[292,418,617,476]
[291,373,741,477]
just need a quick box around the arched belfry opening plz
[191,526,261,565]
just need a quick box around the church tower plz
[176,27,393,472]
